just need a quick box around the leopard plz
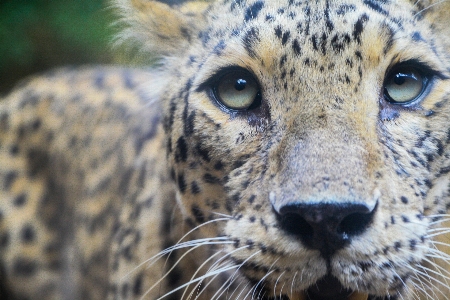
[1,0,450,299]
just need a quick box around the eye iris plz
[384,67,424,104]
[214,69,261,110]
[235,79,247,91]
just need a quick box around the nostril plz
[338,210,375,236]
[278,212,314,240]
[276,202,377,256]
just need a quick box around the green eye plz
[384,67,426,104]
[213,69,261,110]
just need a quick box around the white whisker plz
[211,249,262,300]
[121,237,231,282]
[290,271,299,298]
[413,0,448,17]
[426,229,450,238]
[121,217,229,280]
[155,264,241,300]
[184,246,251,300]
[181,249,231,300]
[406,264,450,299]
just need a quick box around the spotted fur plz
[1,0,450,299]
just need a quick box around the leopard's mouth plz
[290,275,369,300]
[291,291,368,300]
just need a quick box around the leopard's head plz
[116,0,450,298]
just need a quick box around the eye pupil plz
[393,73,406,85]
[235,79,247,91]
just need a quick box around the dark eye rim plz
[382,60,436,106]
[206,66,263,112]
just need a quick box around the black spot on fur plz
[292,39,301,55]
[191,181,201,194]
[363,0,388,15]
[177,173,187,193]
[195,143,210,162]
[412,31,424,42]
[353,14,369,44]
[275,26,283,39]
[164,100,177,132]
[191,205,205,223]
[14,193,27,207]
[281,31,291,45]
[9,144,20,156]
[246,239,255,249]
[185,111,196,136]
[21,224,35,243]
[180,26,191,43]
[311,34,319,51]
[13,258,37,276]
[31,119,41,131]
[0,232,9,248]
[324,0,334,31]
[167,264,184,299]
[182,79,193,137]
[331,33,351,53]
[245,1,264,21]
[133,274,143,296]
[175,137,188,163]
[409,239,417,250]
[266,14,274,21]
[439,166,450,176]
[214,161,224,170]
[336,4,356,15]
[242,27,260,58]
[279,55,287,68]
[204,173,220,184]
[4,171,17,189]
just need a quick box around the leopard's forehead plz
[196,0,432,62]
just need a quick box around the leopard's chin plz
[291,291,368,300]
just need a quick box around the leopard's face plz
[137,0,450,298]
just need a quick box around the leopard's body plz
[1,0,450,299]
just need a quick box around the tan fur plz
[1,0,450,299]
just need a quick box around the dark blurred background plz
[0,0,115,95]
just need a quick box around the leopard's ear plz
[112,0,211,59]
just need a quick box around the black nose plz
[277,202,377,257]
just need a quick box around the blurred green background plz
[0,0,115,94]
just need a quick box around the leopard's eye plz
[384,66,427,104]
[213,69,261,110]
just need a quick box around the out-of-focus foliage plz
[0,0,115,94]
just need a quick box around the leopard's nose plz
[276,202,377,257]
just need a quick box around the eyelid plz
[385,59,445,80]
[196,66,260,94]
